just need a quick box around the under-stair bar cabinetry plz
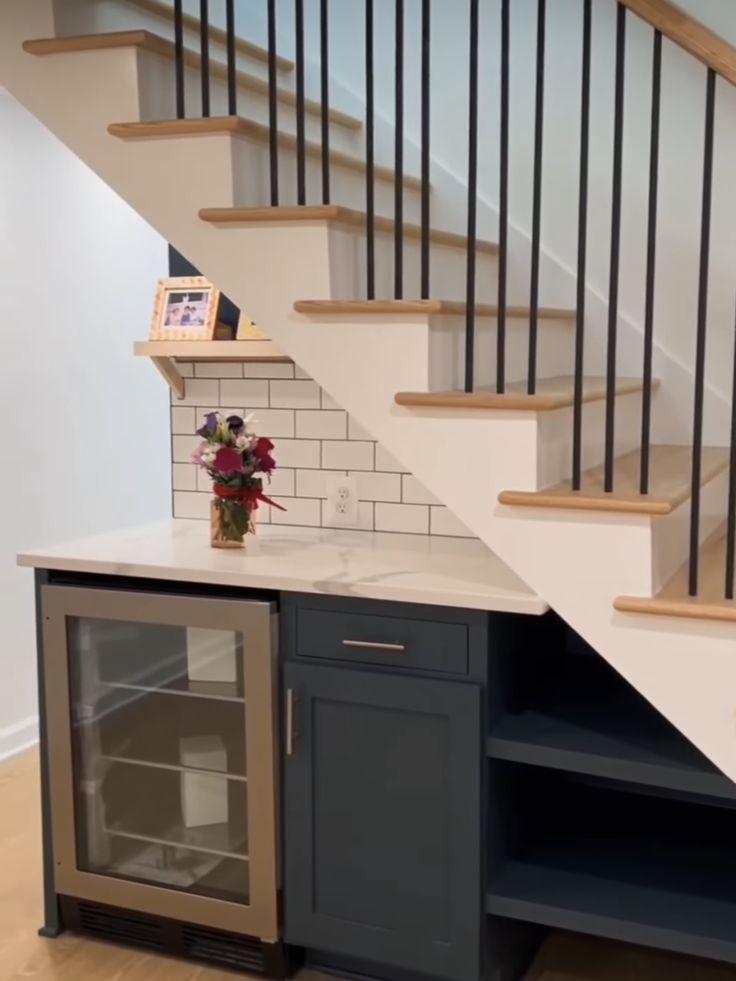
[282,595,486,981]
[40,584,279,943]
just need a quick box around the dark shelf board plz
[486,858,736,966]
[487,692,736,802]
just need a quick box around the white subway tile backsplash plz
[196,469,213,493]
[375,445,406,473]
[271,497,321,527]
[248,408,295,438]
[295,469,346,498]
[322,500,375,531]
[180,378,219,406]
[270,379,321,408]
[173,491,211,520]
[168,360,477,540]
[172,434,201,463]
[173,463,196,491]
[273,439,322,469]
[266,468,295,497]
[320,389,342,410]
[177,362,194,378]
[322,441,374,471]
[171,406,196,435]
[296,410,347,440]
[375,503,430,535]
[352,471,402,502]
[195,361,243,378]
[430,506,476,538]
[402,474,441,506]
[220,379,269,407]
[244,362,294,379]
[348,415,373,441]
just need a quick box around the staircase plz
[4,0,736,787]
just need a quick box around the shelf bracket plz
[150,356,185,400]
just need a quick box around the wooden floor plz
[3,749,735,980]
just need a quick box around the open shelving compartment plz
[485,622,736,967]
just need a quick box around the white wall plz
[0,89,170,759]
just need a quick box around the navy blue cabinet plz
[283,661,482,981]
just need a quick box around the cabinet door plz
[42,585,279,941]
[284,663,482,981]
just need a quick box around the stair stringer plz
[3,2,736,787]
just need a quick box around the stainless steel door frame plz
[42,585,279,941]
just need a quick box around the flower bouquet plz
[192,412,285,548]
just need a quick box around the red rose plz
[214,447,244,474]
[254,437,276,474]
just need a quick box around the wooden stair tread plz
[293,299,574,318]
[499,445,729,515]
[395,376,655,412]
[200,206,497,254]
[109,117,419,190]
[615,526,736,623]
[24,32,359,130]
[125,0,295,71]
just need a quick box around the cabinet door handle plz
[342,639,407,653]
[285,688,297,756]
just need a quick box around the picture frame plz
[150,277,221,341]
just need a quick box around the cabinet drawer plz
[294,607,469,675]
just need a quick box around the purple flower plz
[227,414,245,432]
[197,411,219,438]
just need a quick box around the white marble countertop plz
[17,520,547,615]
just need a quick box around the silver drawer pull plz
[342,639,407,653]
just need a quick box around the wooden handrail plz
[619,0,736,87]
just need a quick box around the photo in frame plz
[150,277,221,341]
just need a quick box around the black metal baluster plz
[225,0,237,115]
[394,0,404,299]
[174,0,185,118]
[366,0,376,299]
[420,0,431,299]
[725,303,736,600]
[497,0,510,393]
[267,0,279,205]
[640,30,662,494]
[689,69,717,596]
[200,0,210,117]
[527,0,546,394]
[572,0,592,490]
[320,0,331,204]
[465,0,479,393]
[295,0,306,204]
[603,3,626,493]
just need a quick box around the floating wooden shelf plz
[134,340,291,399]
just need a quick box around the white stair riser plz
[535,391,645,487]
[231,134,421,219]
[650,469,729,594]
[428,320,574,392]
[55,0,283,83]
[137,46,361,156]
[323,225,497,303]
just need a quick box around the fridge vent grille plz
[182,924,265,972]
[77,901,165,951]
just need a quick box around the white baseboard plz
[0,715,39,762]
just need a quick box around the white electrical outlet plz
[326,474,359,525]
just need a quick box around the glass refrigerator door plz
[70,617,250,905]
[42,587,278,940]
